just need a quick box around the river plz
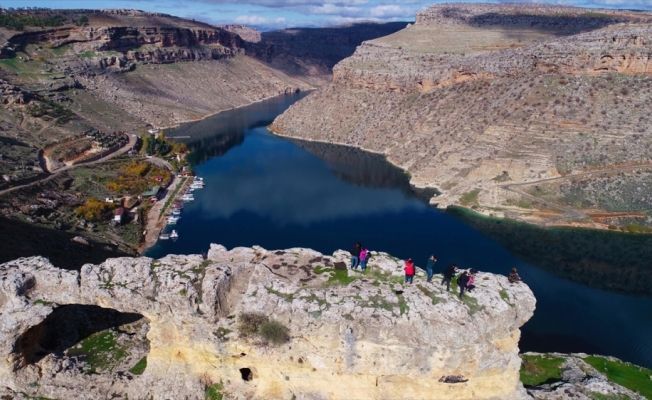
[145,92,652,369]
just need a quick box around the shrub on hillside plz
[259,320,290,344]
[237,312,290,345]
[237,312,268,337]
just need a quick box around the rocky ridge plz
[271,3,652,229]
[1,245,535,399]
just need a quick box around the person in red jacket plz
[404,258,415,284]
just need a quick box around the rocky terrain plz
[271,3,652,230]
[245,22,407,85]
[1,245,536,399]
[0,9,408,264]
[522,352,651,400]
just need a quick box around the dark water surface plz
[146,93,652,369]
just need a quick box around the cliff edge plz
[271,3,652,230]
[0,245,535,399]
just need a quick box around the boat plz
[193,176,203,182]
[158,233,170,240]
[166,219,177,225]
[181,194,194,202]
[187,188,195,193]
[171,209,181,216]
[190,183,204,190]
[170,230,179,239]
[174,202,184,209]
[167,216,180,222]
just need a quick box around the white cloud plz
[369,4,415,18]
[234,15,287,25]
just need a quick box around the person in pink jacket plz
[466,268,477,292]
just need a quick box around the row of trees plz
[0,13,66,30]
[140,132,187,157]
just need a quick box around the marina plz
[155,175,203,244]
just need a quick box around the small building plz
[141,186,161,200]
[151,175,163,183]
[114,207,125,223]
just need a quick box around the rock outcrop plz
[0,245,536,399]
[271,3,652,229]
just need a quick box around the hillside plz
[271,3,652,231]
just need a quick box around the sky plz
[2,0,651,31]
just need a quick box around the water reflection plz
[148,92,652,369]
[447,207,652,296]
[290,139,437,202]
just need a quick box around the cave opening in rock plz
[15,304,148,373]
[240,367,253,381]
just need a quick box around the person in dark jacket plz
[457,271,470,298]
[508,268,522,283]
[425,255,438,283]
[441,264,458,291]
[350,242,362,269]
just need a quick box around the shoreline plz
[156,89,315,132]
[269,128,644,234]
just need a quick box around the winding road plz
[500,163,652,225]
[0,135,142,197]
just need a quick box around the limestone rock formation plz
[271,3,652,229]
[0,245,536,399]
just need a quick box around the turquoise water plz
[145,93,652,369]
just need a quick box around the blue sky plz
[2,0,651,30]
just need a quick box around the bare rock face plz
[271,3,652,227]
[0,245,536,399]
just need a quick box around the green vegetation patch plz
[67,330,128,373]
[0,13,66,31]
[459,189,481,206]
[205,382,224,400]
[128,356,147,375]
[520,354,565,386]
[313,265,357,285]
[265,286,294,302]
[584,356,652,399]
[237,312,290,345]
[416,284,439,305]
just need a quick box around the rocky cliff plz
[0,245,536,399]
[271,3,652,230]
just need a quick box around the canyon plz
[271,3,652,231]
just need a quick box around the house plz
[140,186,161,200]
[114,207,125,223]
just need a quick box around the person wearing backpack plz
[404,258,415,284]
[441,264,458,291]
[457,271,470,298]
[425,254,438,283]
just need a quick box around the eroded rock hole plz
[15,304,149,375]
[240,367,253,381]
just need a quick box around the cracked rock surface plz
[1,245,535,399]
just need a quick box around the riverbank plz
[269,127,652,234]
[139,175,190,253]
[158,89,314,133]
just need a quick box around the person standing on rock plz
[404,258,415,284]
[359,247,371,271]
[350,242,362,269]
[441,264,458,291]
[425,255,438,283]
[508,268,522,283]
[457,271,470,298]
